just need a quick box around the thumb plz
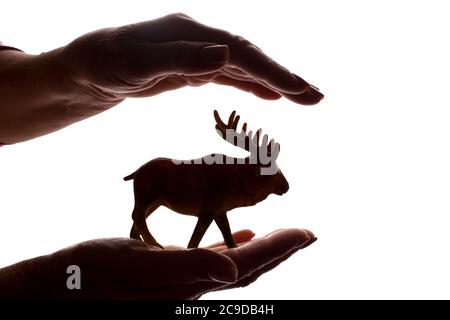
[151,41,229,75]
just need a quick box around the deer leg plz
[214,213,236,248]
[129,222,141,240]
[188,216,214,249]
[132,203,163,249]
[129,204,158,240]
[130,203,145,239]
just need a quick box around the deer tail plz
[123,171,136,181]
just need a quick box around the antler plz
[213,110,280,161]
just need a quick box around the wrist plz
[0,47,123,143]
[0,255,53,299]
[40,47,124,107]
[59,38,125,106]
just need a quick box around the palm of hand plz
[37,229,314,299]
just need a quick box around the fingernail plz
[314,88,324,100]
[292,74,310,91]
[303,229,316,239]
[200,45,230,65]
[208,266,237,283]
[292,74,324,99]
[299,236,317,249]
[307,84,324,100]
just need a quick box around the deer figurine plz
[124,110,289,249]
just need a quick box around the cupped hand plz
[198,228,316,299]
[63,13,323,106]
[18,229,314,299]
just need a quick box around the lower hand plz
[5,229,315,299]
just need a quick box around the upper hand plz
[62,13,323,106]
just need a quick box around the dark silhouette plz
[124,110,289,249]
[0,12,322,299]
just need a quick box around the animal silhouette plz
[124,110,289,248]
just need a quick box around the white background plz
[1,0,450,299]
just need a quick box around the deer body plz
[125,111,289,248]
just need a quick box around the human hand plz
[63,13,323,106]
[191,228,316,299]
[3,229,314,299]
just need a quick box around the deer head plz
[214,110,289,195]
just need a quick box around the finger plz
[126,72,281,100]
[196,27,318,94]
[187,31,311,94]
[145,41,230,76]
[213,75,282,100]
[223,65,249,77]
[206,229,256,249]
[125,76,187,97]
[282,86,324,105]
[125,248,237,288]
[125,72,219,97]
[222,67,324,105]
[165,236,317,299]
[224,236,317,290]
[222,229,313,279]
[264,228,315,238]
[114,231,315,299]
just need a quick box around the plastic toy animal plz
[124,110,289,248]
